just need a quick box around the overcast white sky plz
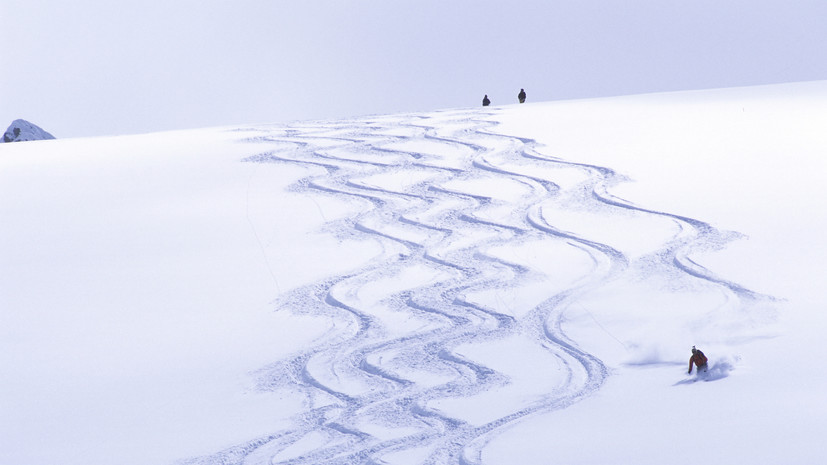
[2,0,827,138]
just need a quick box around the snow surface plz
[2,81,826,465]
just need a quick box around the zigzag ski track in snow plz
[183,108,773,465]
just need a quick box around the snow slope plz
[2,81,826,465]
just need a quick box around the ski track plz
[182,109,773,465]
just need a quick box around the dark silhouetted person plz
[688,346,708,374]
[482,95,491,106]
[518,88,526,103]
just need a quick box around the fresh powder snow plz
[1,81,826,465]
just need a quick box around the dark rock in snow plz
[2,119,56,143]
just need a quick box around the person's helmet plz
[691,346,697,353]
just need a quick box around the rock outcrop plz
[2,119,56,143]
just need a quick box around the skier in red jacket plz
[688,346,708,374]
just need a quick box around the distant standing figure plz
[688,346,708,374]
[518,88,526,103]
[482,94,491,106]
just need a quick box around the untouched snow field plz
[2,81,826,464]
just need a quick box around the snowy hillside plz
[2,81,826,465]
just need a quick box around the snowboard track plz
[182,109,773,465]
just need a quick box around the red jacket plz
[688,350,708,373]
